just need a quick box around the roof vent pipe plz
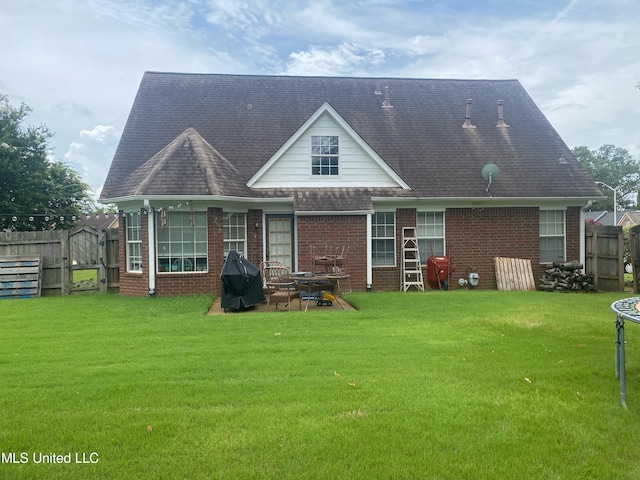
[497,100,509,127]
[462,99,476,129]
[382,86,393,108]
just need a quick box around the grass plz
[1,290,640,479]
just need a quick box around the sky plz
[2,0,639,201]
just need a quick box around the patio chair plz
[263,265,301,311]
[260,260,283,295]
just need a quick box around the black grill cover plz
[220,251,265,310]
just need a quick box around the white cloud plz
[284,44,385,76]
[65,125,120,195]
[204,0,282,38]
[1,0,639,196]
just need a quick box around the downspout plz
[145,200,156,296]
[366,213,372,291]
[580,200,593,272]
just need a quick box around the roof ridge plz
[143,71,520,83]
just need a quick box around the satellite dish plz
[481,162,500,195]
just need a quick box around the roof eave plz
[371,195,606,206]
[99,194,295,204]
[295,209,376,216]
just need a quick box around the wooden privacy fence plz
[629,225,640,293]
[0,226,119,296]
[585,224,624,292]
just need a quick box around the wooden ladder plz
[401,227,424,292]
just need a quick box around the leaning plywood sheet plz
[0,255,42,298]
[494,257,536,291]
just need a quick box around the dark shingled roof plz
[100,72,601,202]
[293,188,375,213]
[121,127,251,197]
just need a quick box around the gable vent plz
[462,99,476,129]
[496,100,509,127]
[382,86,393,108]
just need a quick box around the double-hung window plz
[223,212,247,257]
[539,210,565,263]
[417,212,445,262]
[311,135,339,176]
[126,212,142,272]
[372,212,395,266]
[156,211,208,273]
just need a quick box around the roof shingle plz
[101,73,601,202]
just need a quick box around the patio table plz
[290,273,345,312]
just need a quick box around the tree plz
[0,94,95,231]
[572,144,640,211]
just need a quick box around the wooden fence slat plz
[0,255,41,298]
[0,266,40,275]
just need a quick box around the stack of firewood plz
[538,261,596,292]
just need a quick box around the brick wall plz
[120,208,223,297]
[445,207,539,290]
[565,206,582,264]
[296,215,367,291]
[246,209,264,267]
[375,206,583,291]
[118,205,585,295]
[119,210,150,297]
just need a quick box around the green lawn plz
[1,290,640,479]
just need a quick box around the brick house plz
[99,72,603,296]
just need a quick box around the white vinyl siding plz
[254,112,399,188]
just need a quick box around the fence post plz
[630,225,640,294]
[617,228,625,292]
[60,230,69,295]
[591,226,599,289]
[98,229,107,293]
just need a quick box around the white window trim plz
[125,212,142,273]
[223,212,247,257]
[539,209,566,264]
[310,134,340,177]
[372,211,396,267]
[417,211,446,263]
[155,210,208,274]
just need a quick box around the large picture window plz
[311,135,339,176]
[539,210,565,263]
[156,211,208,273]
[417,212,445,262]
[372,212,395,266]
[223,212,246,257]
[126,212,142,272]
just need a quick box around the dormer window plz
[311,135,339,175]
